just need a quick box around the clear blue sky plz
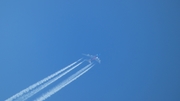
[1,0,180,101]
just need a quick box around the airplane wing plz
[95,58,101,63]
[82,53,92,57]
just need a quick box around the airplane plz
[82,53,101,63]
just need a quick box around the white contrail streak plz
[5,59,82,101]
[19,61,84,101]
[34,64,94,101]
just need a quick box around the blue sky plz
[1,0,180,101]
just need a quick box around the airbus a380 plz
[82,53,101,63]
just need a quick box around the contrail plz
[34,64,94,101]
[19,61,84,101]
[5,58,82,101]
